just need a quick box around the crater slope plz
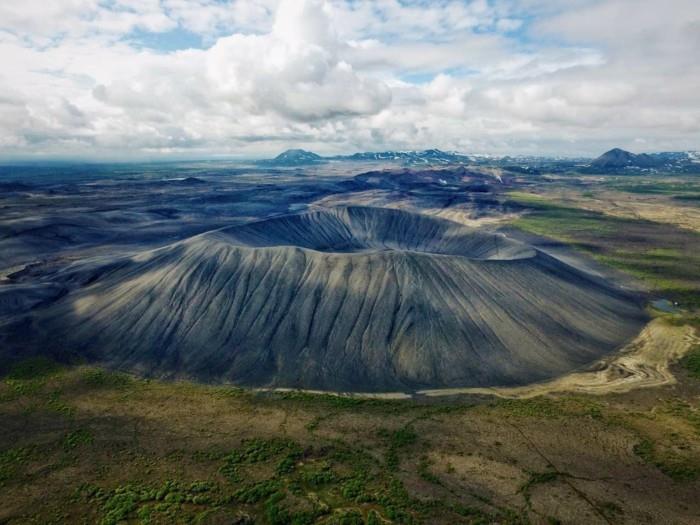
[33,207,647,392]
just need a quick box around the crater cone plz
[218,206,533,259]
[36,206,647,392]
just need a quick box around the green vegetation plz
[633,437,699,482]
[0,447,32,486]
[273,391,368,409]
[1,356,65,402]
[2,358,700,523]
[6,356,62,381]
[47,390,75,416]
[681,345,700,379]
[508,193,700,308]
[417,455,441,485]
[605,180,700,196]
[214,435,530,525]
[491,395,605,420]
[664,399,700,435]
[81,480,227,525]
[663,314,700,329]
[220,438,302,483]
[380,424,417,470]
[80,368,134,389]
[492,397,563,418]
[64,428,94,450]
[300,461,335,486]
[519,471,561,504]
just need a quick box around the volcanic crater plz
[32,206,647,392]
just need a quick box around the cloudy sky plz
[0,0,698,160]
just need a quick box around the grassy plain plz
[507,184,700,309]
[1,349,700,525]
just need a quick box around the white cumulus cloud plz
[0,0,697,159]
[205,0,390,121]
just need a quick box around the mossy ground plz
[682,345,700,379]
[1,353,700,525]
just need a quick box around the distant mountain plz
[334,149,472,165]
[587,148,700,173]
[648,151,700,164]
[591,148,661,169]
[258,148,473,167]
[260,149,324,166]
[259,147,700,172]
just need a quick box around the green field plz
[603,179,700,197]
[2,354,700,524]
[507,193,700,308]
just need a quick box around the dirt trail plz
[419,318,698,399]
